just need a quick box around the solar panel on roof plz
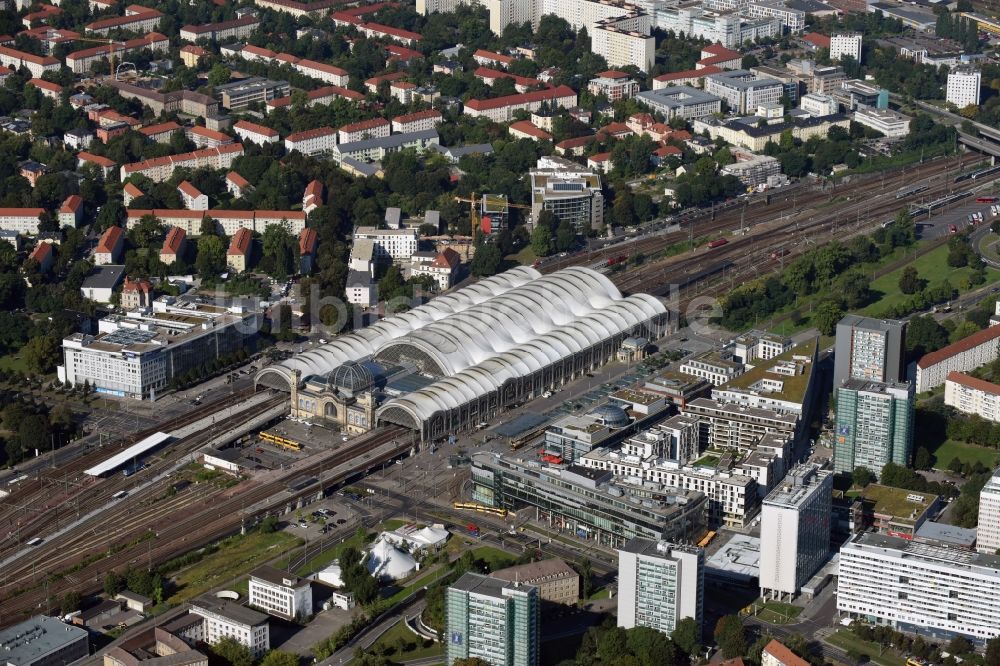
[102,328,157,345]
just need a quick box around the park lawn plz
[928,439,999,470]
[0,353,28,375]
[982,233,1000,264]
[754,601,802,625]
[293,531,369,578]
[167,531,302,605]
[587,588,610,601]
[362,619,443,665]
[383,568,449,606]
[471,546,516,572]
[506,245,538,267]
[860,244,1000,317]
[825,630,906,666]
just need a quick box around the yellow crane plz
[74,36,130,80]
[452,193,531,241]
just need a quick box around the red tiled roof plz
[390,80,416,89]
[228,227,252,256]
[226,171,250,188]
[60,194,83,213]
[803,32,831,48]
[162,226,186,254]
[340,118,389,133]
[296,58,348,77]
[598,122,632,137]
[474,66,542,89]
[189,125,232,142]
[762,640,809,666]
[699,53,742,67]
[97,225,123,254]
[180,44,207,55]
[595,70,630,79]
[0,207,45,216]
[304,179,323,198]
[77,151,116,167]
[181,14,257,35]
[30,242,53,263]
[702,43,740,58]
[234,119,279,137]
[178,180,203,199]
[509,120,551,140]
[121,144,244,175]
[917,326,1000,369]
[947,371,1000,396]
[28,77,61,92]
[465,85,575,111]
[122,276,152,293]
[0,44,59,66]
[555,135,595,149]
[123,182,144,198]
[588,152,612,162]
[654,66,720,82]
[286,126,336,142]
[86,8,162,31]
[299,227,318,255]
[68,32,168,61]
[432,247,460,269]
[366,71,407,86]
[386,44,423,61]
[392,109,441,124]
[139,121,182,137]
[473,49,513,65]
[364,22,422,42]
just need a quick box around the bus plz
[453,501,508,518]
[26,537,42,546]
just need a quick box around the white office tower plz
[759,464,832,601]
[977,468,1000,554]
[946,68,981,109]
[617,538,704,636]
[830,33,862,63]
[838,533,1000,644]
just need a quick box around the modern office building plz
[759,464,832,600]
[946,67,981,109]
[635,86,723,120]
[0,615,89,666]
[470,452,707,547]
[834,379,914,476]
[445,572,539,666]
[351,227,419,262]
[617,538,704,636]
[59,296,260,400]
[528,156,605,231]
[833,315,905,390]
[838,532,1000,644]
[248,566,313,621]
[977,468,1000,555]
[704,70,784,114]
[853,106,911,139]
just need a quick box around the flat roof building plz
[635,86,722,120]
[0,616,88,666]
[248,566,312,621]
[491,559,579,605]
[617,538,704,636]
[446,573,539,666]
[189,597,268,658]
[834,315,906,390]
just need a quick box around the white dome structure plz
[315,563,344,587]
[366,537,417,581]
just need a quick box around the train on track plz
[259,431,302,451]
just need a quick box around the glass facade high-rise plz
[445,573,539,666]
[617,539,704,636]
[834,379,914,476]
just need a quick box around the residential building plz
[226,172,251,199]
[945,372,1000,423]
[0,208,45,234]
[179,14,259,42]
[721,154,781,187]
[95,225,124,265]
[66,32,169,73]
[227,228,253,272]
[123,183,144,207]
[346,269,377,307]
[29,242,54,273]
[732,330,793,364]
[64,128,94,150]
[746,1,805,30]
[58,195,83,227]
[682,397,798,455]
[947,67,981,109]
[338,118,390,144]
[463,85,578,122]
[915,325,1000,392]
[391,110,442,134]
[834,379,914,476]
[509,120,552,142]
[541,406,633,464]
[762,640,810,666]
[215,78,290,111]
[977,468,1000,554]
[445,573,539,666]
[635,86,722,120]
[302,180,323,215]
[248,566,312,621]
[331,130,440,175]
[713,338,820,418]
[120,144,244,183]
[830,33,862,62]
[692,114,851,152]
[59,297,260,400]
[705,70,783,114]
[189,597,269,658]
[410,248,461,291]
[853,106,911,139]
[299,228,318,274]
[0,615,89,666]
[159,227,185,265]
[491,559,580,605]
[591,18,655,72]
[617,539,704,636]
[470,452,708,547]
[587,70,640,101]
[0,45,60,78]
[833,315,906,390]
[180,44,207,68]
[110,81,219,119]
[759,464,832,600]
[178,181,208,211]
[86,5,163,35]
[139,121,182,144]
[187,126,233,149]
[528,156,604,231]
[838,532,1000,644]
[284,127,337,156]
[80,265,125,304]
[120,277,153,310]
[233,120,280,145]
[352,227,418,262]
[126,209,305,236]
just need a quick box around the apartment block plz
[446,573,539,666]
[617,539,704,636]
[834,379,914,476]
[945,372,1000,423]
[833,315,906,390]
[915,325,1000,392]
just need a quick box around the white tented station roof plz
[366,537,417,580]
[381,524,450,551]
[84,431,172,476]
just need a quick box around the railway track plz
[610,154,988,302]
[540,153,975,280]
[0,425,408,626]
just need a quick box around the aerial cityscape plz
[2,0,1000,665]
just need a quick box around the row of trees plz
[0,397,78,467]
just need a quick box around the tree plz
[985,636,1000,666]
[261,224,296,280]
[129,215,163,249]
[259,651,300,666]
[898,266,924,295]
[626,627,675,666]
[211,637,253,666]
[471,243,502,277]
[452,660,491,666]
[554,219,575,253]
[947,636,973,656]
[672,617,701,656]
[60,591,81,615]
[22,335,59,374]
[208,63,231,87]
[597,627,630,664]
[714,615,746,659]
[103,571,123,596]
[914,446,932,470]
[195,234,226,278]
[906,315,949,359]
[812,300,844,336]
[530,223,552,257]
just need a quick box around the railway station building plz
[256,266,669,441]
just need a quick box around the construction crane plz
[452,193,531,257]
[74,36,133,80]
